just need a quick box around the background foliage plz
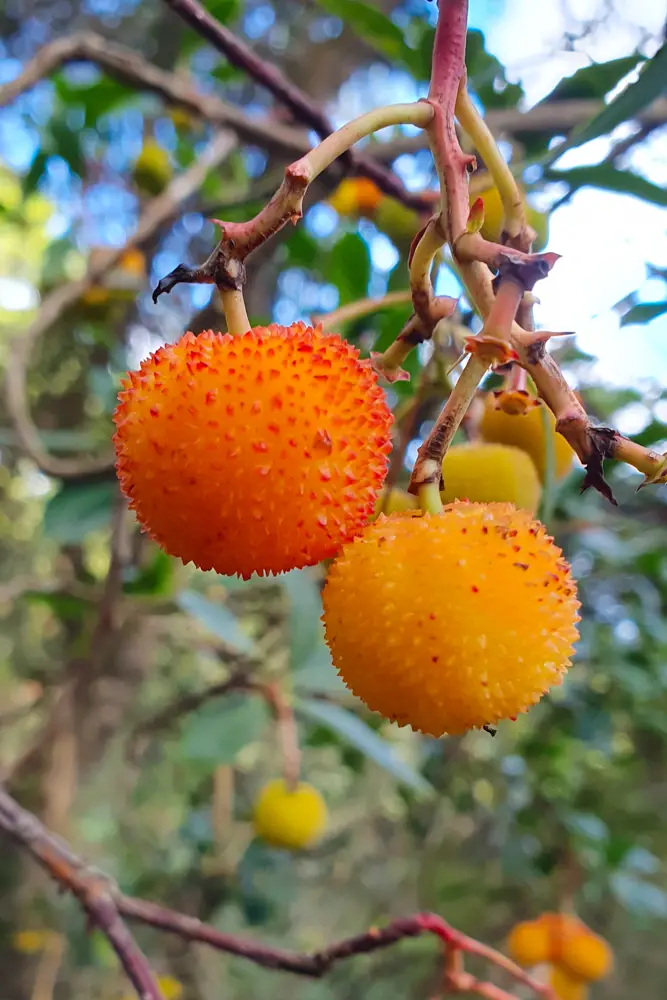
[1,1,667,998]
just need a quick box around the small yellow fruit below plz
[559,924,613,982]
[253,779,327,851]
[322,503,580,737]
[132,138,172,196]
[480,391,574,483]
[550,965,588,1000]
[441,443,541,513]
[373,488,419,518]
[506,919,551,967]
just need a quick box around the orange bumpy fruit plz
[549,965,588,1000]
[322,503,579,736]
[442,443,541,513]
[506,919,551,967]
[113,325,392,579]
[558,922,613,982]
[253,779,327,850]
[480,391,574,483]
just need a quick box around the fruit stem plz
[418,481,444,515]
[262,682,301,791]
[221,288,250,335]
[508,365,528,392]
[455,85,531,248]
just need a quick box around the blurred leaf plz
[23,151,48,194]
[49,120,85,178]
[177,590,254,653]
[180,693,269,763]
[547,165,667,207]
[620,301,667,327]
[328,233,371,305]
[295,697,434,795]
[123,549,173,596]
[611,872,667,918]
[545,54,643,102]
[53,74,133,126]
[544,42,667,166]
[466,30,524,109]
[292,642,348,695]
[315,0,420,74]
[43,480,117,543]
[281,570,322,668]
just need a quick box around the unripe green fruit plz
[442,443,542,513]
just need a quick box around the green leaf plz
[315,0,420,75]
[620,301,667,327]
[547,165,667,207]
[43,480,117,544]
[53,74,133,127]
[292,643,348,695]
[281,570,323,668]
[544,42,667,166]
[295,697,434,796]
[180,693,269,763]
[544,54,643,102]
[23,151,48,194]
[49,120,85,178]
[611,872,667,918]
[123,548,173,596]
[466,30,524,110]
[177,590,254,653]
[328,233,371,306]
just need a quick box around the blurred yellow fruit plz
[374,196,421,247]
[253,779,327,851]
[169,107,195,131]
[12,930,56,954]
[122,975,182,1000]
[132,139,172,196]
[480,391,574,483]
[441,443,541,513]
[506,919,551,967]
[373,488,419,518]
[329,177,383,218]
[559,923,613,982]
[471,184,549,250]
[550,965,588,1000]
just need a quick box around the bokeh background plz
[1,1,667,998]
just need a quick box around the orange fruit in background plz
[113,324,393,578]
[322,503,580,736]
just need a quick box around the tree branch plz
[4,130,236,479]
[160,0,432,211]
[0,785,553,1000]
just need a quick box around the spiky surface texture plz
[252,779,327,851]
[322,503,580,737]
[480,391,574,482]
[113,325,392,578]
[441,443,541,513]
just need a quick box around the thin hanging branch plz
[0,785,553,1000]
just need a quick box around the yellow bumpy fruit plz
[132,138,172,196]
[373,487,419,518]
[442,443,541,513]
[550,965,588,1000]
[253,779,327,851]
[322,503,580,737]
[559,924,613,982]
[506,919,551,968]
[480,391,574,483]
[471,184,549,251]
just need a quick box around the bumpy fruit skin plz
[549,965,588,1000]
[113,325,392,579]
[132,138,172,196]
[558,923,613,982]
[506,920,551,967]
[373,487,419,518]
[442,443,541,513]
[329,177,383,218]
[322,503,580,737]
[253,779,327,850]
[480,391,574,483]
